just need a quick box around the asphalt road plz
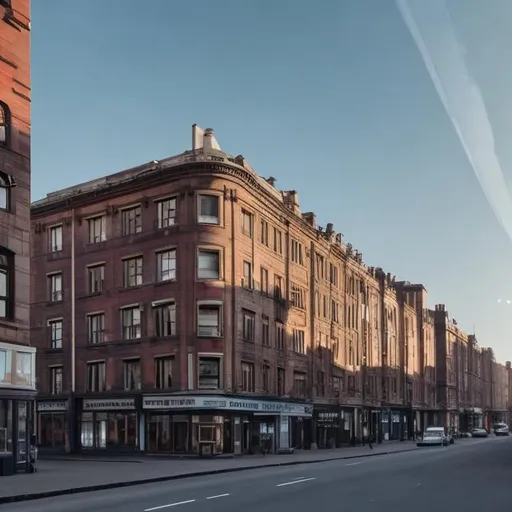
[3,436,511,512]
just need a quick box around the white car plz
[493,423,510,436]
[417,427,450,447]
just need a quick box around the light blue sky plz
[32,0,512,361]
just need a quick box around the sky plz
[32,0,512,362]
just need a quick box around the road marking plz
[144,500,195,511]
[345,462,362,466]
[276,477,316,487]
[206,494,230,500]
[292,476,306,480]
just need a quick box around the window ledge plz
[45,301,63,307]
[154,279,176,287]
[0,317,18,329]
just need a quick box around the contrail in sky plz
[396,0,512,241]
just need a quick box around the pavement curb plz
[0,447,418,504]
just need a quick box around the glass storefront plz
[38,413,67,449]
[79,411,137,450]
[146,413,232,455]
[0,399,13,452]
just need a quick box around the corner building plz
[32,127,318,455]
[0,1,36,473]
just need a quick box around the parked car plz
[471,427,488,438]
[493,423,510,436]
[417,427,451,447]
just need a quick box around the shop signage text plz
[143,395,312,417]
[83,398,136,411]
[37,401,68,412]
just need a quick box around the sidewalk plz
[0,441,418,504]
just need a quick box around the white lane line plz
[144,500,195,511]
[346,462,362,466]
[292,476,306,480]
[206,494,230,500]
[276,477,316,487]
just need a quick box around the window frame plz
[197,302,222,338]
[49,366,63,395]
[197,248,221,280]
[121,205,143,236]
[121,306,142,340]
[123,256,143,287]
[0,248,14,318]
[87,313,105,344]
[47,318,63,349]
[197,194,220,225]
[153,300,177,337]
[87,215,106,244]
[86,361,106,392]
[87,264,105,294]
[156,248,176,282]
[49,272,63,303]
[156,197,177,229]
[0,101,11,148]
[48,224,63,253]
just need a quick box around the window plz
[260,219,269,246]
[273,228,282,255]
[292,329,306,354]
[155,356,173,389]
[276,322,285,350]
[49,273,63,302]
[87,313,105,344]
[87,264,105,294]
[0,174,9,211]
[262,364,271,393]
[122,306,142,340]
[291,239,304,265]
[293,372,306,397]
[87,216,106,244]
[277,368,285,395]
[50,366,63,395]
[274,275,283,299]
[243,261,252,289]
[154,301,176,337]
[197,303,222,337]
[198,357,221,389]
[49,225,63,252]
[291,284,305,309]
[157,249,176,281]
[330,263,339,287]
[241,362,255,392]
[242,309,255,341]
[122,206,142,235]
[156,197,177,228]
[262,316,270,346]
[48,319,63,349]
[0,101,9,146]
[197,249,220,279]
[331,300,339,323]
[260,267,268,294]
[197,194,219,224]
[86,362,106,392]
[315,254,325,279]
[123,257,143,287]
[317,371,325,396]
[241,210,253,237]
[0,249,13,317]
[123,359,141,390]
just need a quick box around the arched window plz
[0,101,10,147]
[0,173,9,210]
[0,248,13,319]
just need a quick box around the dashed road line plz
[345,462,362,466]
[206,494,230,500]
[276,477,316,487]
[144,499,196,511]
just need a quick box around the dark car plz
[471,427,488,438]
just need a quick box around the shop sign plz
[317,412,339,422]
[83,398,136,411]
[142,395,313,417]
[37,400,68,412]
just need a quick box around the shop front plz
[36,399,68,452]
[0,343,37,474]
[314,407,342,448]
[143,395,312,455]
[77,397,139,452]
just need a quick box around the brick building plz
[0,0,36,472]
